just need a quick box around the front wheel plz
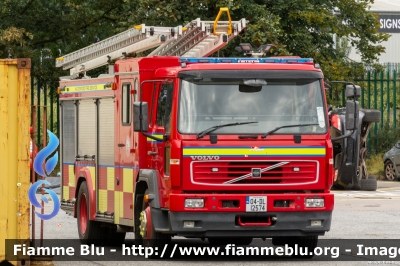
[138,190,171,257]
[77,181,104,245]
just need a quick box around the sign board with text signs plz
[378,15,400,33]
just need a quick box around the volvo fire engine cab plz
[57,8,358,257]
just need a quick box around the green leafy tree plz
[0,0,127,96]
[123,0,389,91]
[1,0,390,104]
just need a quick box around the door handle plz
[148,151,157,156]
[118,143,125,147]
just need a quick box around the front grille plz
[191,160,317,185]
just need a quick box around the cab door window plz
[156,83,174,133]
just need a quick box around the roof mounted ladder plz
[56,25,184,75]
[55,8,248,76]
[149,8,247,57]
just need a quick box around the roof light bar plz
[178,58,314,64]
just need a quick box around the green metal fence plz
[331,69,400,154]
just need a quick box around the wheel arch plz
[133,169,172,235]
[135,169,161,209]
[74,168,96,220]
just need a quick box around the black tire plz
[360,178,377,191]
[288,236,318,259]
[77,182,104,245]
[208,237,253,246]
[384,161,397,181]
[368,175,377,180]
[361,109,381,123]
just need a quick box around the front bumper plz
[162,193,333,237]
[168,211,332,238]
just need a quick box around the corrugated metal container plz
[0,59,31,265]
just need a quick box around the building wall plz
[347,11,400,63]
[347,33,400,63]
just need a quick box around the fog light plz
[311,220,322,227]
[185,198,204,208]
[305,198,324,208]
[184,221,195,228]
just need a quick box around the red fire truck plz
[57,8,357,257]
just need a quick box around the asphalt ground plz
[24,180,400,265]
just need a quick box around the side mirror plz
[344,100,359,131]
[133,102,149,132]
[345,85,361,99]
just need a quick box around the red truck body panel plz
[59,56,334,239]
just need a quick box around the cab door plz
[151,83,174,200]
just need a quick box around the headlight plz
[305,198,324,208]
[185,199,204,208]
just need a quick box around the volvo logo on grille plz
[190,155,220,160]
[252,168,261,178]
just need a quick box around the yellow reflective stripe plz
[87,166,96,191]
[147,134,163,141]
[183,147,326,156]
[99,189,107,213]
[62,186,69,200]
[68,165,75,186]
[62,84,110,93]
[123,168,133,193]
[107,167,114,190]
[114,191,122,224]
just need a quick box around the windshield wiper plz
[197,121,258,139]
[261,123,319,139]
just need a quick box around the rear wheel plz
[385,161,397,181]
[77,181,104,245]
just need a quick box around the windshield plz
[178,78,327,135]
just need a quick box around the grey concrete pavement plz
[27,180,400,266]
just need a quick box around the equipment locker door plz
[116,80,135,225]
